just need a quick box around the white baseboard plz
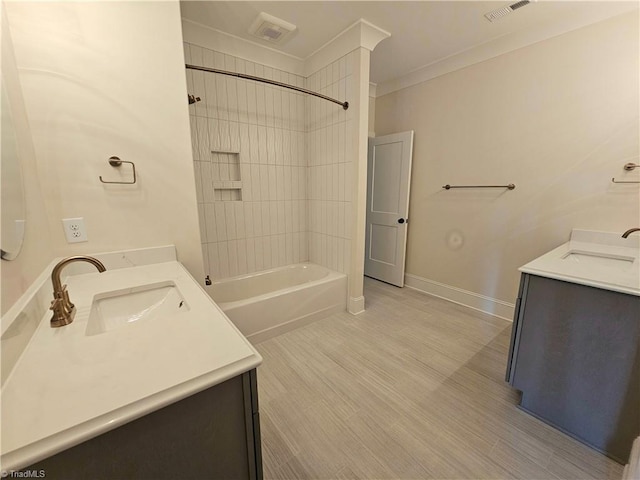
[348,296,365,315]
[404,273,515,322]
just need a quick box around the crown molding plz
[305,19,390,77]
[376,8,639,97]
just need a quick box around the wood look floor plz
[255,277,624,480]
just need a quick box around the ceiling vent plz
[248,12,297,45]
[484,0,533,22]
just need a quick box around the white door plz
[364,131,414,287]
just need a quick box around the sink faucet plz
[621,228,640,238]
[50,256,106,327]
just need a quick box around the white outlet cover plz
[62,217,88,243]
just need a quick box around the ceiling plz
[180,1,639,85]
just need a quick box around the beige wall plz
[1,7,54,315]
[2,0,203,314]
[375,12,639,304]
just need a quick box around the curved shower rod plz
[185,63,349,110]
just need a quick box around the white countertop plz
[520,229,640,296]
[0,260,262,471]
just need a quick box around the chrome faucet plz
[621,228,640,238]
[50,256,106,327]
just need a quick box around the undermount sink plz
[86,281,189,336]
[561,250,635,270]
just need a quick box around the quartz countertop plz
[520,229,640,296]
[0,260,262,471]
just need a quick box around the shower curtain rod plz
[185,63,349,110]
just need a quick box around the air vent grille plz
[248,12,297,45]
[484,0,532,22]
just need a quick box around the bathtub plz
[207,263,347,343]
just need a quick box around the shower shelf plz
[213,181,242,189]
[211,150,240,155]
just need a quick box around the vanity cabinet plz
[506,274,639,463]
[25,369,262,480]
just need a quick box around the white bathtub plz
[207,263,347,343]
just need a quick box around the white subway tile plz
[285,233,293,265]
[262,236,272,269]
[344,203,352,240]
[241,164,252,201]
[246,71,258,125]
[199,163,214,204]
[196,117,210,161]
[259,165,269,201]
[214,203,227,241]
[292,201,300,232]
[224,203,237,240]
[228,240,239,277]
[278,235,286,266]
[197,207,207,243]
[229,121,240,153]
[258,126,268,164]
[300,232,309,262]
[281,90,290,130]
[246,238,256,273]
[277,201,285,234]
[284,201,293,234]
[237,78,248,124]
[270,202,278,235]
[271,236,280,267]
[203,203,217,243]
[200,242,210,277]
[193,161,204,204]
[208,243,220,278]
[264,85,274,127]
[251,164,262,200]
[284,167,292,201]
[266,128,276,165]
[261,203,271,236]
[274,129,283,165]
[337,238,344,273]
[189,116,199,160]
[235,202,246,239]
[268,166,277,201]
[254,237,264,271]
[244,202,255,238]
[291,232,299,263]
[253,203,263,237]
[217,242,230,278]
[248,125,259,163]
[237,239,248,275]
[337,202,345,238]
[276,166,285,201]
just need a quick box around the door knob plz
[398,218,406,224]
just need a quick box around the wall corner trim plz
[404,273,515,322]
[348,296,366,315]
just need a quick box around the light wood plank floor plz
[255,277,624,479]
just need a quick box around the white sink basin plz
[561,250,635,271]
[86,281,189,336]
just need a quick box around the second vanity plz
[506,229,640,464]
[0,246,263,479]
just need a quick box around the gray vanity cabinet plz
[26,369,263,480]
[506,273,639,463]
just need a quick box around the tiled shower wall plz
[306,52,357,274]
[185,43,308,279]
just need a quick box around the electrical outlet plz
[62,217,88,243]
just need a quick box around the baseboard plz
[348,296,365,315]
[404,273,515,322]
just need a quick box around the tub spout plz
[621,228,640,238]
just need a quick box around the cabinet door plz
[512,275,640,463]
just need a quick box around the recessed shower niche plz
[212,150,242,201]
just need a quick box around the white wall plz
[184,42,309,278]
[3,1,204,296]
[375,12,640,308]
